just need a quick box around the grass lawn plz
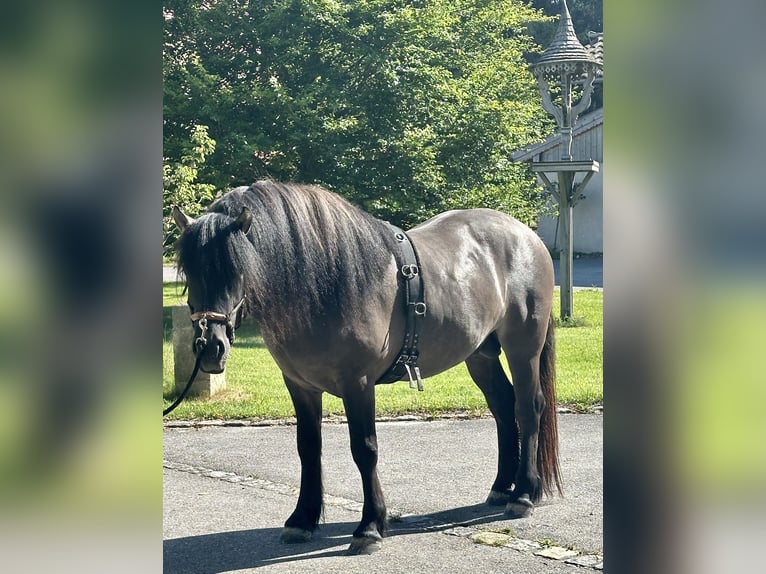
[163,282,602,420]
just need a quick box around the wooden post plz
[558,171,574,320]
[172,305,226,398]
[530,161,598,321]
[526,0,601,323]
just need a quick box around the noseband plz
[190,296,246,353]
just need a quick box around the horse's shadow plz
[163,503,512,573]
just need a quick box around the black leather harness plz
[376,224,427,390]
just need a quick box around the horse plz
[172,179,561,555]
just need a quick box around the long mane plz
[177,180,398,340]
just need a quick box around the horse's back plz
[410,208,553,296]
[407,208,554,375]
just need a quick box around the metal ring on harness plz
[194,316,209,354]
[401,264,419,278]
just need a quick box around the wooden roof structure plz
[511,108,602,163]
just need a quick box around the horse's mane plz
[177,180,398,340]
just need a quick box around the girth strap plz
[376,224,427,390]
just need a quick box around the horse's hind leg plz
[503,351,544,517]
[499,316,561,518]
[466,336,519,506]
[281,378,324,543]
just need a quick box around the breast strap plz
[376,224,427,390]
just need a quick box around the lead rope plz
[163,297,245,416]
[163,316,208,416]
[163,354,202,416]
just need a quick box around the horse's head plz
[173,205,252,373]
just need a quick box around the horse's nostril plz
[216,340,226,359]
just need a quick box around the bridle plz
[163,295,246,417]
[190,296,247,353]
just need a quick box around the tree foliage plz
[163,0,555,236]
[528,0,602,45]
[162,124,217,255]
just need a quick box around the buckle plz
[404,364,425,391]
[395,351,419,365]
[401,264,419,278]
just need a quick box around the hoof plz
[347,535,383,555]
[280,527,313,544]
[505,494,534,518]
[486,489,513,506]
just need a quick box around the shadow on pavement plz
[164,502,513,572]
[164,524,352,574]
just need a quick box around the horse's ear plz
[172,206,195,231]
[234,207,252,235]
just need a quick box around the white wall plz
[536,170,603,254]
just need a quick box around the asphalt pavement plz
[553,255,603,289]
[164,414,602,573]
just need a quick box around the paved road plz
[553,256,603,289]
[164,415,602,573]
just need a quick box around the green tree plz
[528,0,602,46]
[162,124,216,256]
[163,0,555,230]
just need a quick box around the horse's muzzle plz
[194,324,230,373]
[197,346,228,374]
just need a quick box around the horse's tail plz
[538,313,563,497]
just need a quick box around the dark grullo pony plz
[173,180,562,555]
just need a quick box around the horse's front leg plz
[280,377,324,543]
[343,381,387,555]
